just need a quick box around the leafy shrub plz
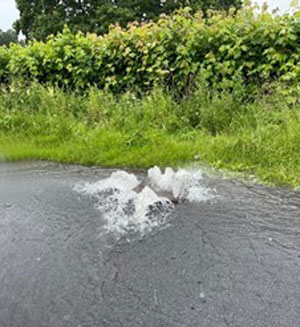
[0,46,10,83]
[2,5,300,96]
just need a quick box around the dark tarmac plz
[0,161,299,327]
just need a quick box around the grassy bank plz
[1,82,300,188]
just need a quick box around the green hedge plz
[1,6,300,93]
[0,47,10,83]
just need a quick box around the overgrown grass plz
[1,81,300,188]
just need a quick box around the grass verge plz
[1,82,300,188]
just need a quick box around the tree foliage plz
[0,30,18,46]
[14,0,242,40]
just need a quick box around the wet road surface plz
[0,161,299,327]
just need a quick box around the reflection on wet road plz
[0,161,299,327]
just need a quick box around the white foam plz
[75,167,213,236]
[134,186,168,220]
[76,170,140,194]
[148,166,209,201]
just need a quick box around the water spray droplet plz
[75,167,214,236]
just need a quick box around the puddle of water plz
[75,166,214,236]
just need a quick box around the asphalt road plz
[0,161,299,327]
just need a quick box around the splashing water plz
[75,167,213,236]
[147,166,211,202]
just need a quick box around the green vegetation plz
[1,6,300,97]
[1,6,300,189]
[0,29,18,46]
[1,81,300,188]
[15,0,241,40]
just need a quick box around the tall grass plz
[1,81,300,188]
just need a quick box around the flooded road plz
[0,161,299,327]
